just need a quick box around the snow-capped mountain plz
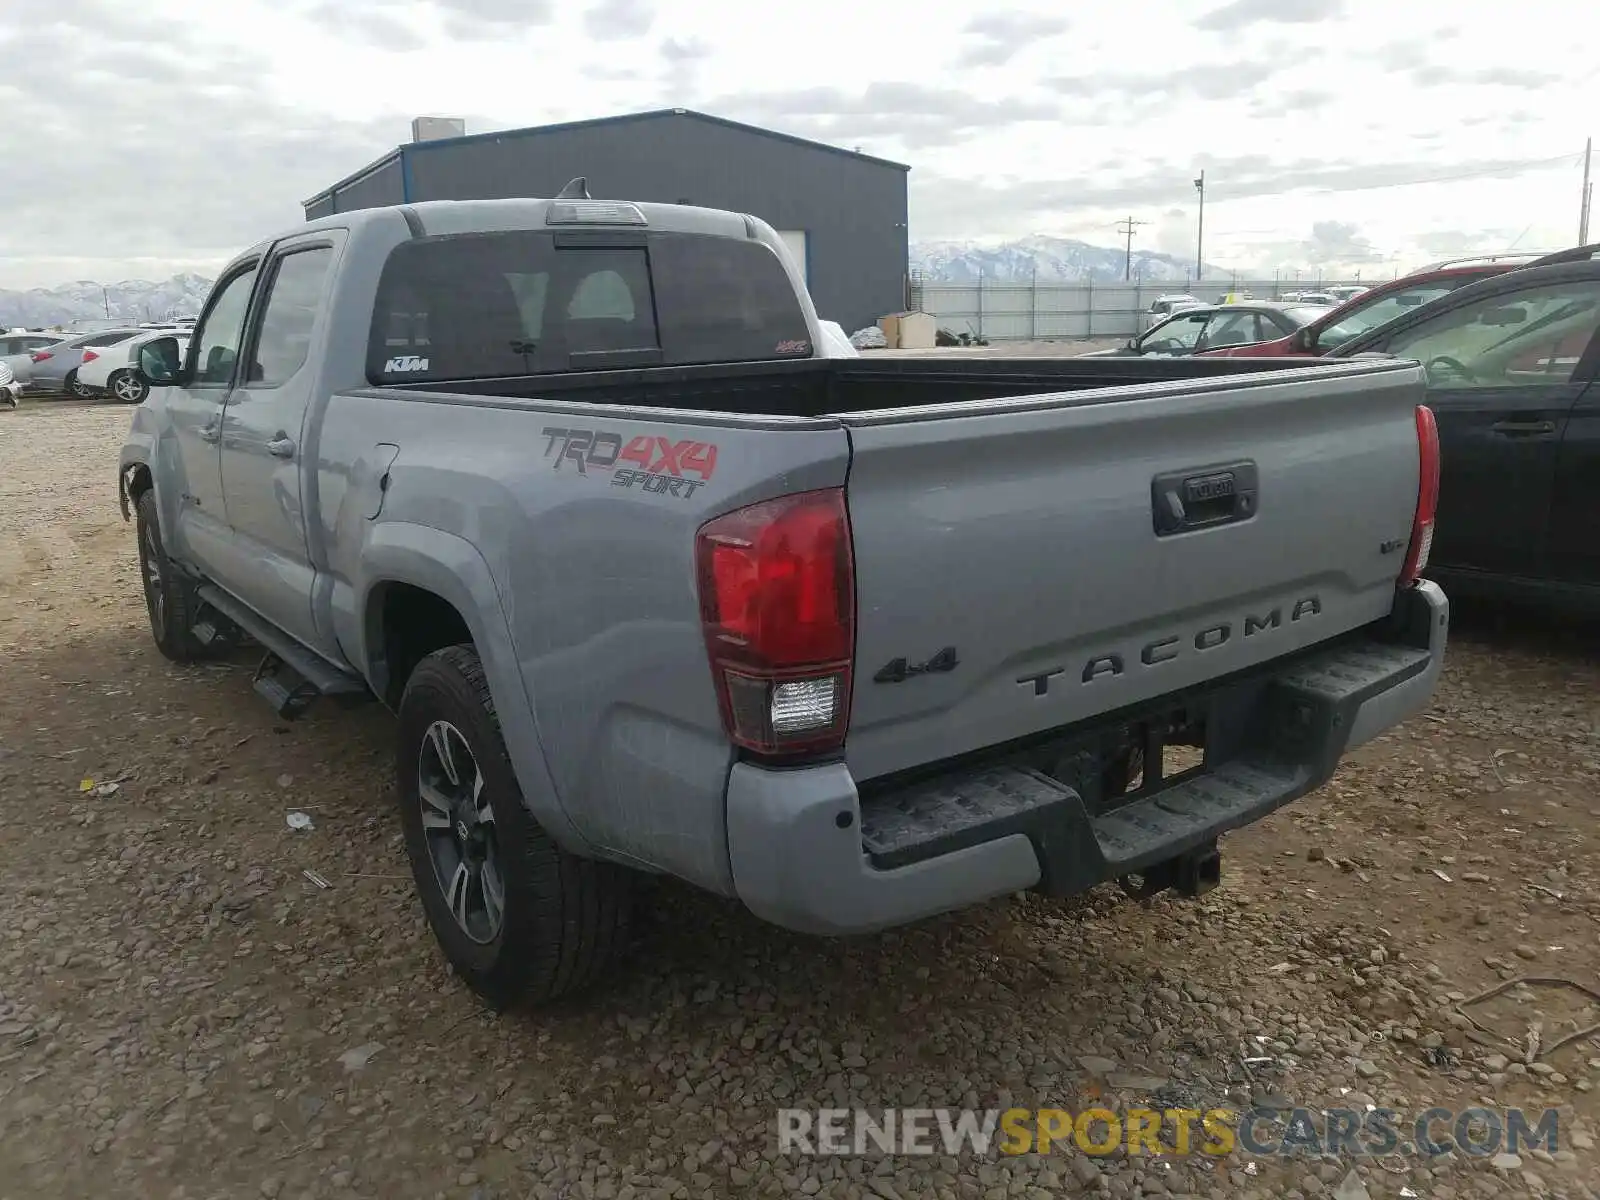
[911,235,1227,284]
[0,273,214,329]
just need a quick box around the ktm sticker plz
[540,427,718,500]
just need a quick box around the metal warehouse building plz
[303,109,910,333]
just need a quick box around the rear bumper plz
[726,581,1447,935]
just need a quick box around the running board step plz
[196,585,368,719]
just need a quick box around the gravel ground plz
[1,402,1598,1200]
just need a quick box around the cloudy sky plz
[1,0,1594,287]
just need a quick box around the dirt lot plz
[1,403,1598,1200]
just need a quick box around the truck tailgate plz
[839,360,1427,782]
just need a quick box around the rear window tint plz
[368,232,656,382]
[368,229,811,384]
[648,235,812,363]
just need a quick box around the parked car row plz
[1314,246,1600,613]
[77,329,191,403]
[1095,301,1332,358]
[0,323,191,403]
[1116,243,1600,614]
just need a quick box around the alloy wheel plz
[417,720,506,944]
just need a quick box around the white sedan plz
[77,329,188,403]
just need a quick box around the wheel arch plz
[119,460,154,522]
[355,523,588,854]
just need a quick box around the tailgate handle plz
[1152,462,1258,536]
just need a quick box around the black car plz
[1329,247,1600,613]
[1090,302,1332,358]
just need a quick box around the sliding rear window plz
[367,230,812,385]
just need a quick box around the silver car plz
[21,328,143,396]
[0,331,66,386]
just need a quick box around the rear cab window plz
[368,230,812,384]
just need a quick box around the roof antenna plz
[555,177,590,200]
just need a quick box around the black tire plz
[134,489,213,662]
[65,369,91,399]
[109,369,149,404]
[396,645,630,1007]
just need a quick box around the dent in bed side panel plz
[297,208,417,657]
[314,389,850,895]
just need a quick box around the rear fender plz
[355,521,590,855]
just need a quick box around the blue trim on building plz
[396,109,910,171]
[303,109,910,210]
[302,149,401,209]
[399,146,413,203]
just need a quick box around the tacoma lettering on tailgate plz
[1017,595,1323,697]
[541,427,719,501]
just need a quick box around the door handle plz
[1490,419,1556,437]
[267,436,296,459]
[199,420,220,444]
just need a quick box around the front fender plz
[117,408,160,521]
[355,521,589,855]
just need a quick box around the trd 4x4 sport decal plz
[541,427,719,500]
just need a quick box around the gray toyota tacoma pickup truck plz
[118,188,1448,1006]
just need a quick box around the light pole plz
[1193,171,1206,282]
[1116,215,1147,280]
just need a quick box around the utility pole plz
[1193,171,1206,281]
[1580,137,1593,244]
[1115,216,1147,280]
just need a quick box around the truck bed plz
[386,353,1326,419]
[359,353,1427,784]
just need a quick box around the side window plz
[192,265,261,387]
[1380,282,1600,387]
[1318,284,1455,348]
[86,331,136,347]
[248,246,334,387]
[649,234,813,364]
[1141,311,1209,354]
[1200,311,1260,349]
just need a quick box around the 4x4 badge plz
[873,647,959,684]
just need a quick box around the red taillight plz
[1398,404,1440,588]
[30,350,53,363]
[695,488,855,758]
[81,349,99,364]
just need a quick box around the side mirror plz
[138,336,182,385]
[1125,338,1138,351]
[1290,327,1313,352]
